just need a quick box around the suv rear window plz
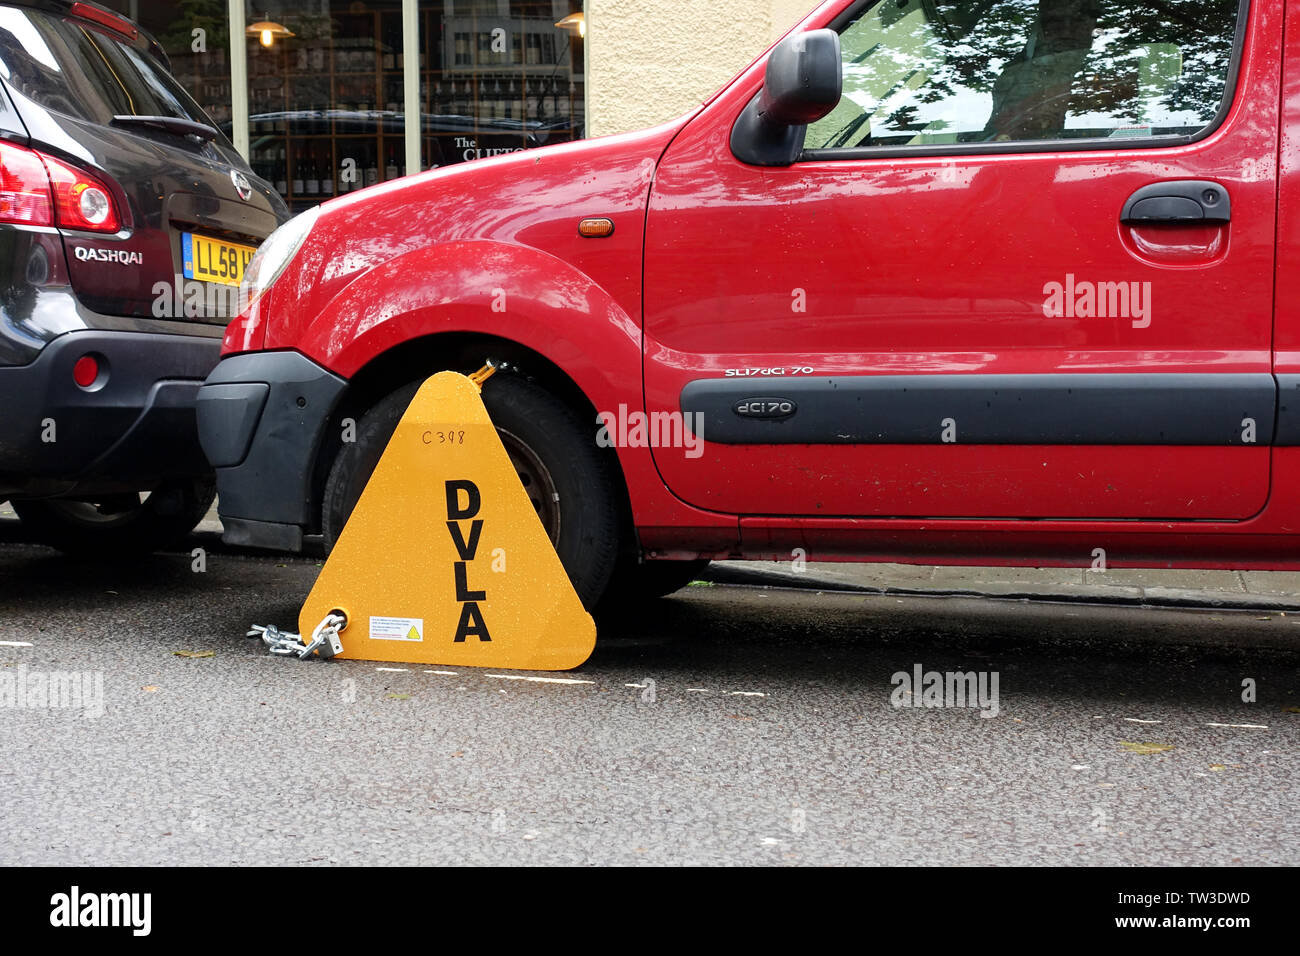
[806,0,1245,152]
[0,6,208,126]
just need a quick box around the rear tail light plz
[0,141,121,233]
[40,154,121,232]
[0,141,53,226]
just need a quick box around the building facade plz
[586,0,815,137]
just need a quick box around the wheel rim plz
[43,493,147,527]
[497,426,561,543]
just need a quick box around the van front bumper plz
[196,351,346,551]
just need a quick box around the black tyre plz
[322,375,622,610]
[599,557,710,610]
[11,477,216,556]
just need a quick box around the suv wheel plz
[11,477,216,556]
[321,375,622,610]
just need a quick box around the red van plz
[197,0,1294,610]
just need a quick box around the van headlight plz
[241,205,320,307]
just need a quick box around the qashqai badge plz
[231,169,253,202]
[733,398,797,420]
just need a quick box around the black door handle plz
[1121,180,1230,225]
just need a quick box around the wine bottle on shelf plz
[305,153,320,196]
[365,152,379,188]
[291,154,304,196]
[275,147,287,195]
[322,157,334,196]
[386,146,398,181]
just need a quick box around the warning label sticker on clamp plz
[370,616,424,642]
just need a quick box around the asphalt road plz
[0,535,1297,866]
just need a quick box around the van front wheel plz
[320,375,622,611]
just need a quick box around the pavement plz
[704,561,1300,612]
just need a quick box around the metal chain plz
[247,612,346,660]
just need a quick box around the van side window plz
[804,0,1243,153]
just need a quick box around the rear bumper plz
[0,329,219,497]
[197,351,347,551]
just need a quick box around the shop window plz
[267,0,588,211]
[421,0,585,176]
[105,1,583,213]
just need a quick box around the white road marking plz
[485,674,596,685]
[370,669,760,697]
[1206,722,1268,729]
[0,640,33,647]
[1123,718,1162,724]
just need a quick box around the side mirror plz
[730,29,842,167]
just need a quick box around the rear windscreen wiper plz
[111,114,219,142]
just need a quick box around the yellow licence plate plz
[183,233,257,287]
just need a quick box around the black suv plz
[0,1,288,553]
